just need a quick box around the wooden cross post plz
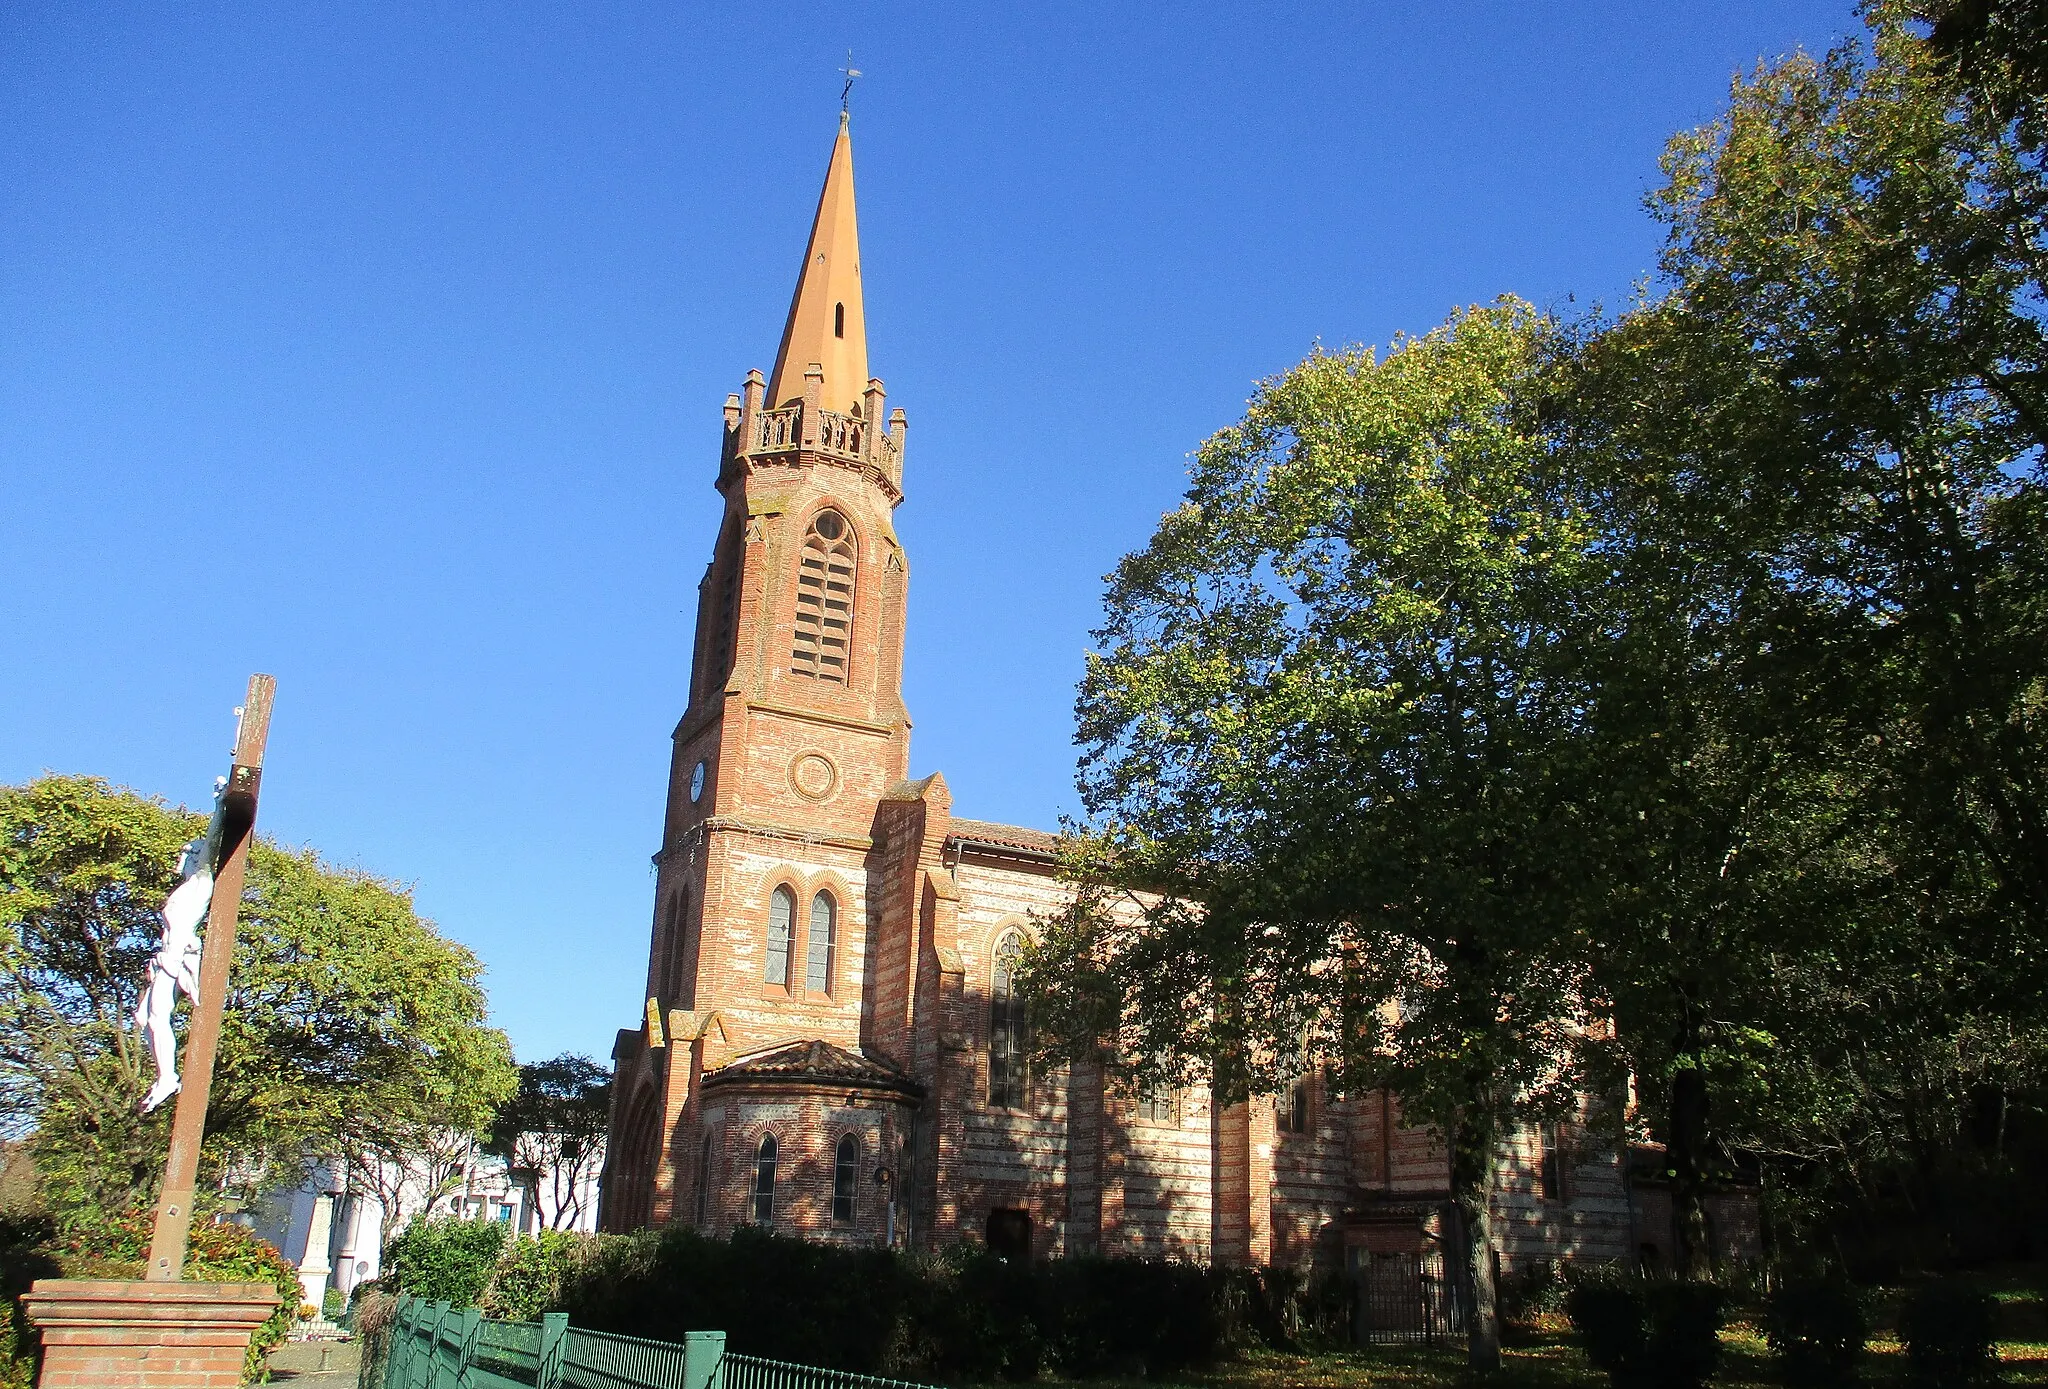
[146,673,275,1282]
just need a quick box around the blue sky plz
[3,1,1860,1065]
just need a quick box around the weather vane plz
[840,51,862,113]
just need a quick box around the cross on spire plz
[840,52,861,113]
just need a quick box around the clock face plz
[690,760,707,803]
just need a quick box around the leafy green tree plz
[1031,301,1600,1370]
[483,1053,610,1230]
[0,775,517,1224]
[1561,299,1871,1273]
[1563,0,2048,1264]
[1652,12,2048,940]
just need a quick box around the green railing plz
[370,1296,941,1389]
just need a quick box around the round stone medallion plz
[790,752,839,802]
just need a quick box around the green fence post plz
[453,1307,481,1389]
[394,1296,419,1389]
[682,1330,727,1389]
[428,1301,451,1389]
[537,1312,568,1389]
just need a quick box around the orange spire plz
[766,112,869,415]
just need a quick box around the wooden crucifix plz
[146,673,275,1281]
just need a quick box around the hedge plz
[426,1224,1345,1380]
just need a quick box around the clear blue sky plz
[3,2,1860,1065]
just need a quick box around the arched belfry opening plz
[792,510,856,683]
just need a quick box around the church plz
[598,114,1697,1275]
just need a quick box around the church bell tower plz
[602,112,922,1232]
[667,109,912,877]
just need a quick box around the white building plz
[249,1138,603,1313]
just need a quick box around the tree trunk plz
[1450,1110,1503,1373]
[1667,1059,1713,1279]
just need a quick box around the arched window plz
[834,302,845,339]
[989,932,1028,1110]
[792,510,855,683]
[696,1133,713,1226]
[752,1134,777,1224]
[664,888,689,1002]
[1137,1075,1179,1124]
[832,1133,858,1225]
[806,891,837,992]
[708,521,741,694]
[765,886,794,987]
[1278,1075,1311,1134]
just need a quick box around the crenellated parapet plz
[720,362,907,497]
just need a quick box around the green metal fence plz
[369,1296,942,1389]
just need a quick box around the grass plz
[993,1265,2048,1388]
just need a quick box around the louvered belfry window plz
[712,529,741,684]
[792,510,856,682]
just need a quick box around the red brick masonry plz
[20,1278,279,1388]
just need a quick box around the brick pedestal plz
[20,1278,279,1388]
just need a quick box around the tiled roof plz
[702,1039,922,1098]
[946,818,1061,856]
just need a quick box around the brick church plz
[598,114,1707,1274]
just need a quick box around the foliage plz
[1498,1261,1570,1324]
[0,775,517,1225]
[0,1212,55,1389]
[381,1215,507,1307]
[1575,0,2048,1266]
[1763,1276,1867,1388]
[1040,0,2048,1302]
[480,1229,587,1323]
[1899,1279,2000,1385]
[482,1054,610,1231]
[1028,300,1601,1370]
[350,1288,398,1389]
[551,1225,1266,1380]
[1563,1275,1722,1389]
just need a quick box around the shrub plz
[552,1228,1251,1380]
[382,1216,508,1306]
[351,1289,398,1389]
[1500,1260,1569,1323]
[0,1212,58,1389]
[1765,1277,1868,1388]
[482,1230,589,1323]
[1642,1282,1724,1389]
[1568,1279,1649,1382]
[1900,1280,1999,1386]
[1566,1274,1723,1389]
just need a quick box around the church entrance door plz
[985,1207,1031,1260]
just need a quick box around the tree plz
[483,1054,609,1230]
[1652,12,2048,939]
[1031,301,1601,1371]
[1564,1,2048,1264]
[0,775,517,1224]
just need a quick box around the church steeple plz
[766,112,868,415]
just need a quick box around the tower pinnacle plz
[766,115,868,416]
